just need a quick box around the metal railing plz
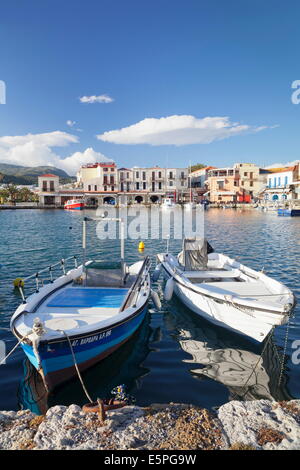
[15,255,78,304]
[120,256,151,312]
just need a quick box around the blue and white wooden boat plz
[11,216,151,391]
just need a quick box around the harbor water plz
[0,208,299,413]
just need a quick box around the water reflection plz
[167,300,292,402]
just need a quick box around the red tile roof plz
[39,174,58,177]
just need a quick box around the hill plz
[0,164,74,185]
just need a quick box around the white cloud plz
[66,120,83,132]
[58,148,113,175]
[79,94,114,104]
[0,131,113,175]
[97,115,274,146]
[265,159,299,169]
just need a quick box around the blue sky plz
[0,0,300,174]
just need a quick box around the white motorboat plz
[156,238,295,342]
[161,198,175,207]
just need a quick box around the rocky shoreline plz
[1,399,300,450]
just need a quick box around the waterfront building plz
[189,166,216,201]
[206,163,267,203]
[262,164,300,203]
[76,163,189,205]
[38,173,83,206]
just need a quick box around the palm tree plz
[4,184,19,202]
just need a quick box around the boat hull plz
[160,262,286,343]
[64,202,85,210]
[21,303,148,391]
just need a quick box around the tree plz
[4,184,19,202]
[18,187,37,202]
[190,163,207,172]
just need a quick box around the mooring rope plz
[0,335,28,365]
[60,330,94,403]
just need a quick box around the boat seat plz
[199,281,274,298]
[184,269,240,279]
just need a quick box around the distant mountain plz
[0,164,74,185]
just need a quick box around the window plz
[110,176,114,184]
[103,176,108,184]
[244,172,248,176]
[88,185,91,191]
[169,180,173,186]
[49,181,54,191]
[136,171,139,179]
[217,181,224,190]
[127,172,130,179]
[152,182,155,191]
[42,181,47,191]
[284,176,288,186]
[169,171,173,179]
[181,172,185,179]
[136,182,140,190]
[127,183,130,192]
[110,167,114,172]
[158,171,162,178]
[120,183,124,192]
[103,168,108,172]
[111,186,114,191]
[250,181,253,187]
[278,177,281,187]
[94,185,97,191]
[152,172,155,180]
[158,182,162,190]
[142,172,146,180]
[143,182,146,190]
[104,186,107,191]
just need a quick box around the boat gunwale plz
[12,260,151,345]
[159,256,295,315]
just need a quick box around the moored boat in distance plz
[64,199,85,210]
[10,216,151,391]
[161,197,176,208]
[156,238,295,343]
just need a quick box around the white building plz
[263,166,299,203]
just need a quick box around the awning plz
[264,188,291,193]
[215,192,237,196]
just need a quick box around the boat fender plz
[151,289,162,310]
[13,277,24,288]
[152,263,162,282]
[164,277,174,301]
[138,241,145,251]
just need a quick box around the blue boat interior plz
[47,287,129,309]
